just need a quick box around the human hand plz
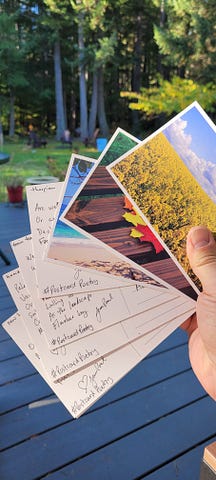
[182,226,216,400]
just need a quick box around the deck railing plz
[200,441,216,479]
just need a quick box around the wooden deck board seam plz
[0,352,23,363]
[30,396,211,480]
[135,433,216,479]
[0,389,55,417]
[1,392,207,458]
[0,417,74,454]
[147,341,187,358]
[0,372,39,392]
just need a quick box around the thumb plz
[187,226,216,296]
[187,226,216,399]
[187,225,216,361]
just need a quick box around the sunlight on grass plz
[0,138,99,202]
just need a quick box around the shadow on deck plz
[0,201,216,479]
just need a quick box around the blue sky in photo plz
[163,104,216,202]
[53,161,94,239]
[180,106,216,165]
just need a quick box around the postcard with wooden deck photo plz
[61,160,197,300]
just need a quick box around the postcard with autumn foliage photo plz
[107,101,216,293]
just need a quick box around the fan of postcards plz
[2,125,197,418]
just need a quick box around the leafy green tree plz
[121,76,216,119]
[121,1,216,124]
[0,8,28,136]
[153,0,216,82]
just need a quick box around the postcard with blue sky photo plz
[108,102,216,291]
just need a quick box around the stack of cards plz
[3,101,216,418]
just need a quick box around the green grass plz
[0,137,100,202]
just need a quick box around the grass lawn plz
[0,137,99,202]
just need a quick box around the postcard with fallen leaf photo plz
[60,162,197,300]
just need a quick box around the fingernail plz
[189,227,211,249]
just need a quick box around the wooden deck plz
[1,201,216,480]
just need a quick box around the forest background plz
[0,0,216,144]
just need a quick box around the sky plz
[180,106,216,165]
[53,162,93,239]
[163,103,216,202]
[164,105,216,166]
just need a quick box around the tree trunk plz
[97,67,109,138]
[54,38,66,140]
[9,91,15,137]
[88,69,98,140]
[131,12,142,133]
[157,0,169,79]
[0,118,3,151]
[78,16,88,142]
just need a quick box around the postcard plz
[47,164,166,285]
[9,236,195,419]
[26,176,133,299]
[48,128,141,256]
[3,253,194,379]
[107,102,216,291]
[46,127,141,252]
[2,309,186,418]
[9,236,161,342]
[11,234,190,350]
[3,266,194,383]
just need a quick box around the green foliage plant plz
[121,77,216,119]
[3,176,24,188]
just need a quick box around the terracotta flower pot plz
[7,186,23,203]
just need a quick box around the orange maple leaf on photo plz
[123,196,134,211]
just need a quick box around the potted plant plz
[4,176,24,204]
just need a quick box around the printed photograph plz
[51,155,94,242]
[62,165,196,299]
[99,128,140,166]
[108,102,216,289]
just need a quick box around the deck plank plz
[0,345,191,450]
[0,201,215,480]
[0,370,202,454]
[0,388,211,480]
[0,338,23,361]
[143,444,211,480]
[45,430,216,480]
[0,343,190,414]
[0,355,36,385]
[0,373,52,415]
